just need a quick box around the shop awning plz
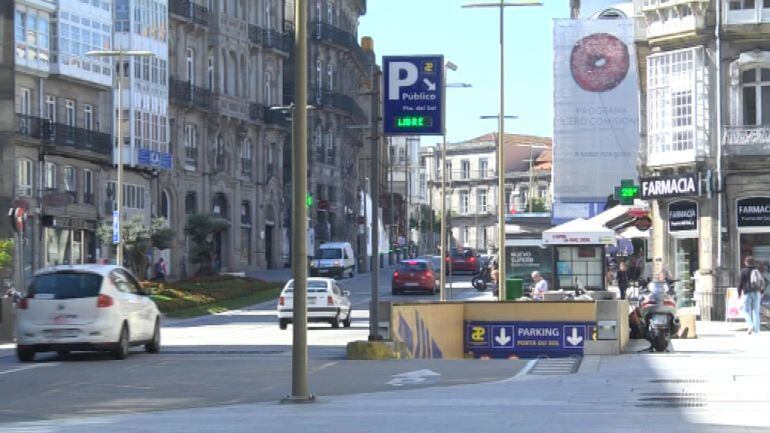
[588,204,633,229]
[542,218,617,246]
[618,225,650,239]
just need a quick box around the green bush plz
[143,276,281,314]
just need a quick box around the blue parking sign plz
[383,55,444,136]
[563,325,586,349]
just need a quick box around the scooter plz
[636,283,681,352]
[471,265,492,291]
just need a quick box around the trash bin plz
[506,278,523,300]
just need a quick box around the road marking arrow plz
[566,327,584,346]
[386,369,441,387]
[423,78,436,91]
[494,327,511,346]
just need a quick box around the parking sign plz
[383,55,444,136]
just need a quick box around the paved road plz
[0,267,502,423]
[1,323,769,433]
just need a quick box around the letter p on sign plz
[388,61,418,100]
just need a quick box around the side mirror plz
[343,290,350,297]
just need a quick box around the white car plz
[277,278,352,329]
[14,265,161,362]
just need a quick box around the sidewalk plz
[3,321,768,433]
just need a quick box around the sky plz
[358,0,571,146]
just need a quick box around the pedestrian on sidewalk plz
[531,271,548,301]
[738,256,765,334]
[617,261,629,300]
[154,257,167,282]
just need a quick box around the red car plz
[391,260,439,295]
[447,248,480,274]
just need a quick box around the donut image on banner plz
[552,18,639,205]
[570,33,630,93]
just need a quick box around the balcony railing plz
[311,22,372,70]
[263,29,292,54]
[213,93,249,120]
[723,125,770,156]
[249,102,265,122]
[264,106,291,127]
[308,88,367,123]
[170,77,212,111]
[17,114,112,157]
[248,24,263,45]
[170,0,210,26]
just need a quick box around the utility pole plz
[369,64,382,341]
[285,0,312,403]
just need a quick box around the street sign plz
[464,321,596,358]
[614,179,640,205]
[112,211,120,244]
[383,55,444,136]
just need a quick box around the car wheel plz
[145,319,161,354]
[16,346,35,363]
[349,268,355,278]
[343,310,352,328]
[331,313,341,328]
[113,324,130,360]
[279,319,288,330]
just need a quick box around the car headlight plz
[334,261,341,267]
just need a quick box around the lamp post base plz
[280,394,316,404]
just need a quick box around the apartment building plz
[166,0,292,277]
[421,133,552,254]
[635,0,770,317]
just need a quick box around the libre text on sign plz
[383,55,444,136]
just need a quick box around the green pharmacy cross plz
[614,179,640,205]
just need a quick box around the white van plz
[310,242,356,278]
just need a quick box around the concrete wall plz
[391,303,464,359]
[390,301,628,360]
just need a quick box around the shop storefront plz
[668,200,699,285]
[735,197,770,281]
[43,217,96,266]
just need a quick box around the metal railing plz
[249,102,265,121]
[170,77,212,111]
[310,22,371,70]
[17,115,112,156]
[307,87,367,123]
[263,29,292,53]
[724,125,770,147]
[169,0,210,26]
[248,24,263,45]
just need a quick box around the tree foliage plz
[97,216,174,278]
[526,198,548,213]
[409,205,440,232]
[185,214,230,276]
[0,239,13,271]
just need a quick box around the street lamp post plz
[463,0,541,300]
[439,63,472,301]
[86,49,154,267]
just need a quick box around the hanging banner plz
[553,19,639,202]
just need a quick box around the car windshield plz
[29,272,103,299]
[398,261,429,271]
[318,249,342,259]
[284,281,329,293]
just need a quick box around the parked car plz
[447,248,481,274]
[310,242,356,279]
[14,265,161,362]
[418,255,443,278]
[392,259,439,295]
[277,278,352,329]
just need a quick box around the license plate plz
[455,260,465,263]
[406,283,419,287]
[44,329,78,339]
[651,315,669,326]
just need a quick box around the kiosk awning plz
[542,218,617,246]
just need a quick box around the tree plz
[0,239,13,271]
[97,216,174,278]
[409,205,439,232]
[526,198,548,213]
[185,214,229,276]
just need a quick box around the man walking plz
[738,256,765,334]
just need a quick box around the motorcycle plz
[471,264,492,291]
[635,282,681,352]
